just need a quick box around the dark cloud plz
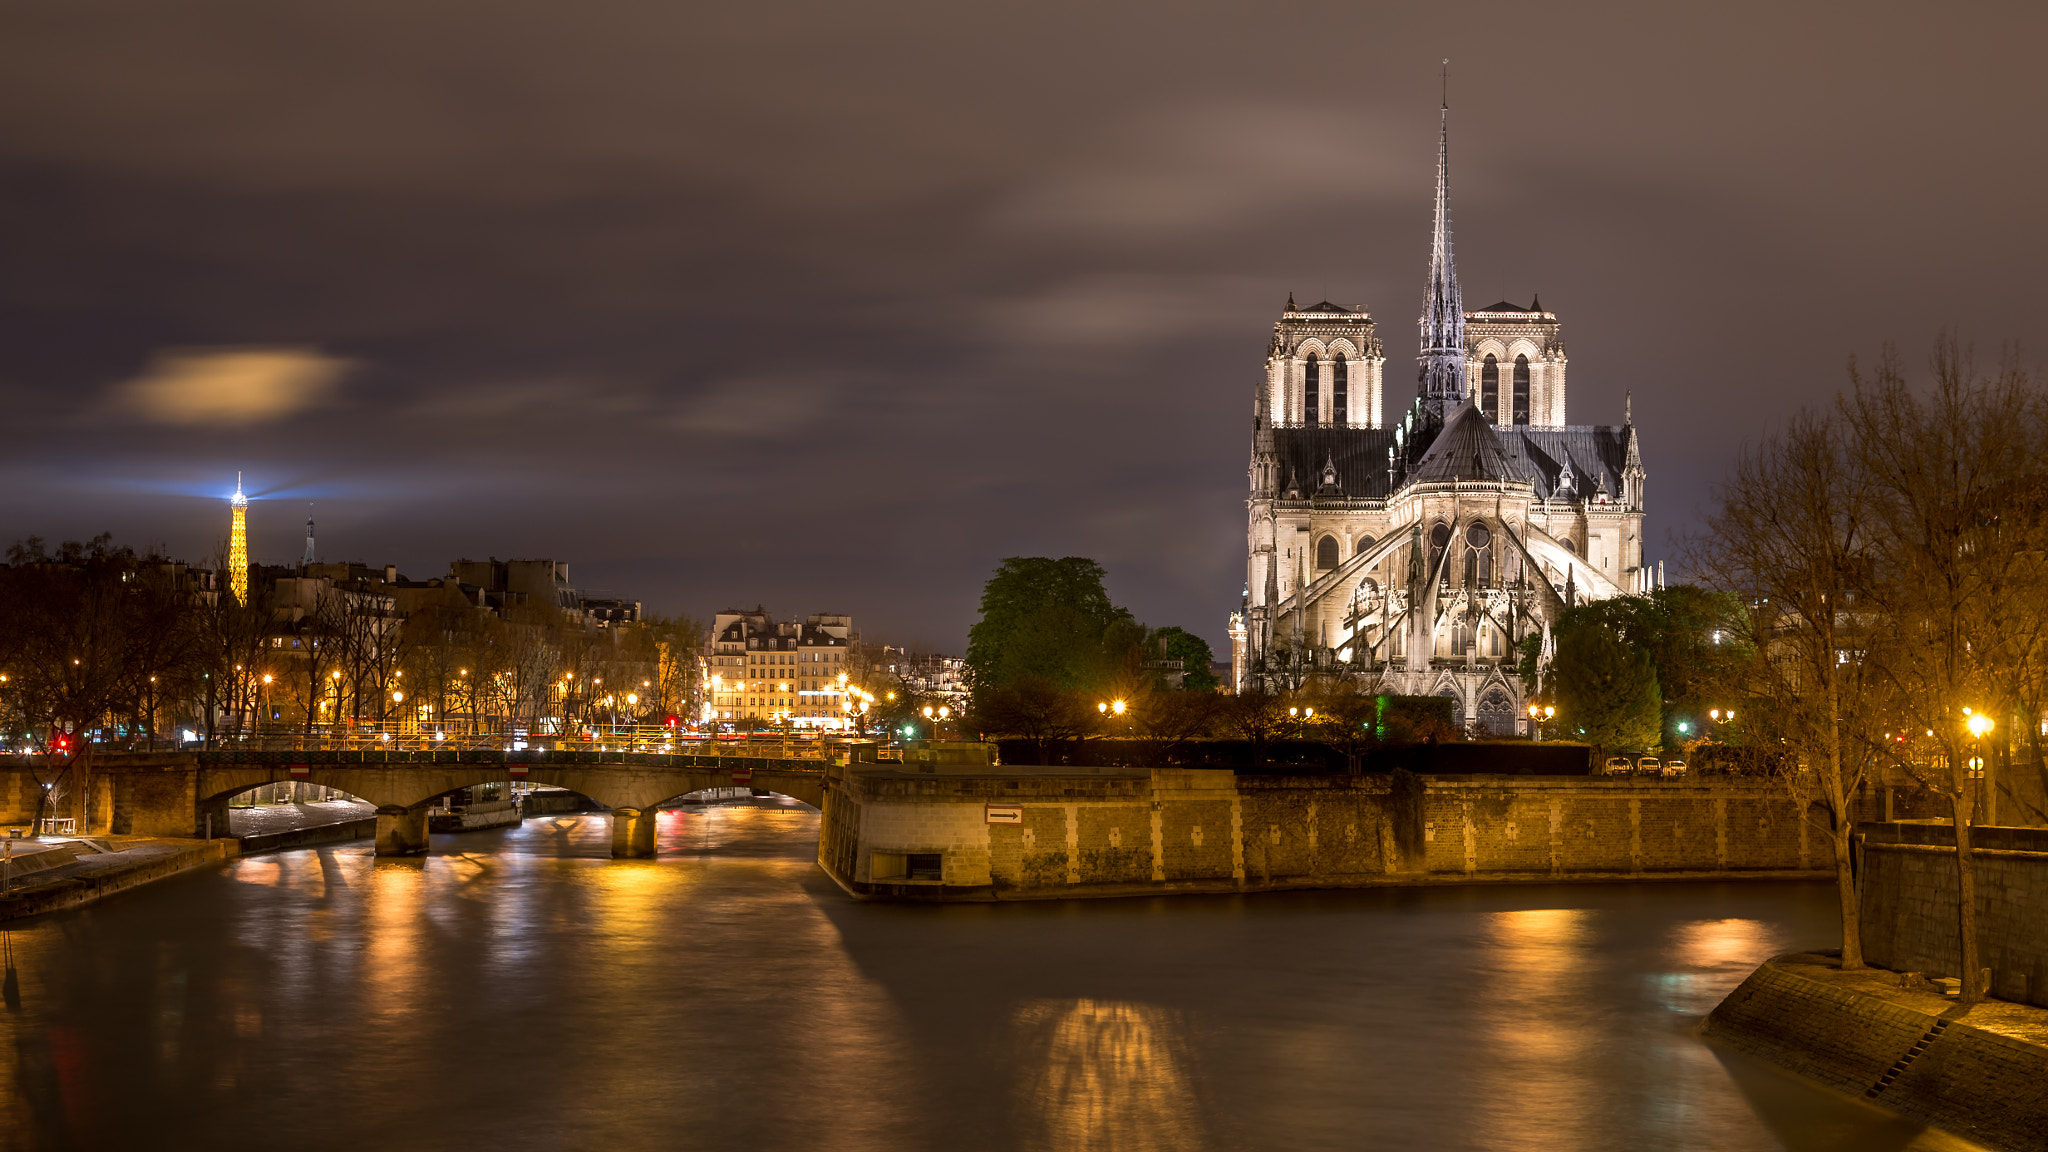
[1,0,2042,651]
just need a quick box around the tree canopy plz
[964,557,1140,698]
[1547,621,1662,758]
[1520,585,1746,744]
[1148,626,1219,692]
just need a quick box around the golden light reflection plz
[225,859,284,888]
[1673,918,1774,972]
[360,859,427,1033]
[1472,908,1594,1148]
[1013,998,1209,1152]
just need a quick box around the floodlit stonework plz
[1233,98,1652,734]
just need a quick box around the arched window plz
[1304,353,1320,425]
[1478,689,1516,735]
[1513,354,1531,424]
[1316,535,1339,571]
[1332,354,1348,425]
[1465,523,1493,587]
[1480,354,1499,423]
[1355,534,1375,556]
[1430,522,1451,571]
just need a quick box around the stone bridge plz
[9,749,829,858]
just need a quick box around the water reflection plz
[1471,908,1595,1150]
[1013,998,1208,1152]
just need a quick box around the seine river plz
[1,803,1988,1152]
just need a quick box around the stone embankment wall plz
[238,818,375,855]
[1706,955,2048,1152]
[1858,832,2048,1009]
[819,767,1825,901]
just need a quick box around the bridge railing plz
[180,744,835,769]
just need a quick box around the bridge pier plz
[196,793,233,840]
[375,805,431,856]
[610,806,658,858]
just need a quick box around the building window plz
[1316,535,1339,571]
[907,853,943,881]
[1355,534,1375,556]
[1304,354,1320,425]
[1481,354,1499,422]
[1513,355,1531,424]
[1333,354,1348,424]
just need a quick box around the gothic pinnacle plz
[1417,66,1467,410]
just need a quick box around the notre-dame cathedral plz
[1228,97,1653,736]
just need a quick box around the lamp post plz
[1965,708,1994,820]
[921,704,951,742]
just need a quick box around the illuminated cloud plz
[113,348,349,426]
[993,101,1413,238]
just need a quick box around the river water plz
[1,803,1990,1152]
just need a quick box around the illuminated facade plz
[1232,98,1652,734]
[228,472,250,606]
[706,609,855,729]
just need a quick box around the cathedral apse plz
[1229,92,1652,736]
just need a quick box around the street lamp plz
[1965,708,1993,780]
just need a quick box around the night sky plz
[1,0,2042,653]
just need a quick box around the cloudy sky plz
[1,0,2042,652]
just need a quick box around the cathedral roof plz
[1298,300,1354,314]
[1473,300,1530,313]
[1407,401,1526,486]
[1497,427,1632,503]
[1264,420,1634,504]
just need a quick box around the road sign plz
[509,763,529,780]
[288,763,309,780]
[731,766,753,784]
[986,804,1024,825]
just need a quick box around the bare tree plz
[1844,338,2039,1006]
[1688,408,1881,967]
[1222,686,1289,765]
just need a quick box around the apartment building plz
[706,608,854,729]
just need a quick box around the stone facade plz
[818,766,1822,901]
[1234,105,1651,732]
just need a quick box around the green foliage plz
[1148,626,1219,692]
[1372,694,1460,744]
[1518,585,1746,744]
[965,557,1139,699]
[1550,623,1662,756]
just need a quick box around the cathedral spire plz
[1417,61,1467,414]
